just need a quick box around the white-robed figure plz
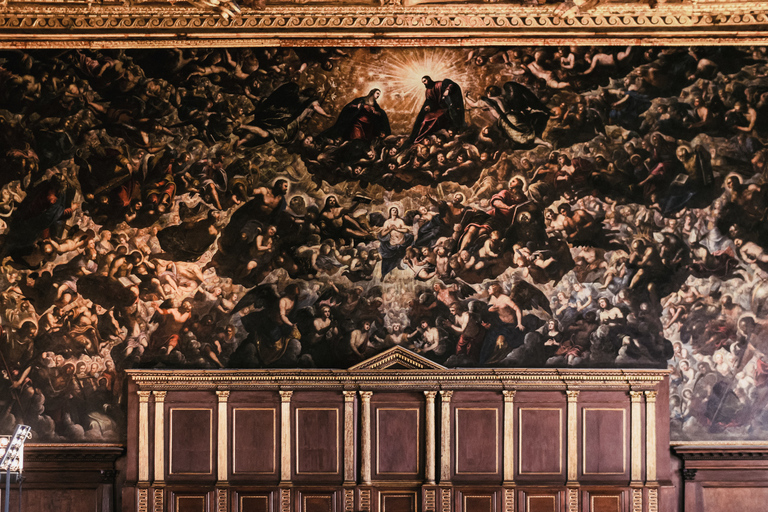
[377,206,414,278]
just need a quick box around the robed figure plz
[409,76,465,144]
[321,89,391,143]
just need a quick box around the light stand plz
[0,425,31,512]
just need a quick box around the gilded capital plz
[644,390,658,402]
[343,390,357,402]
[629,390,644,402]
[359,390,373,402]
[502,390,516,402]
[152,390,167,402]
[439,390,453,401]
[216,390,230,402]
[424,390,438,401]
[279,390,293,402]
[138,390,151,403]
[566,390,580,402]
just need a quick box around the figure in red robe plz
[320,88,391,143]
[409,76,465,144]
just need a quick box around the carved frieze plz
[0,1,766,45]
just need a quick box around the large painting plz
[0,46,765,442]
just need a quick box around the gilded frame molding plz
[0,1,767,47]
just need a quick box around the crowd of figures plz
[1,46,768,441]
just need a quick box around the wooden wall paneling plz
[587,494,622,512]
[519,489,562,512]
[451,392,502,484]
[231,407,278,476]
[173,492,209,512]
[378,490,418,512]
[125,369,670,512]
[169,408,214,476]
[165,391,217,483]
[237,493,272,512]
[297,490,339,512]
[0,444,121,512]
[674,446,768,512]
[455,489,499,512]
[372,392,425,482]
[577,392,630,483]
[652,377,672,485]
[516,392,566,481]
[700,484,768,511]
[292,391,344,483]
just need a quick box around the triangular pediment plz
[349,346,446,370]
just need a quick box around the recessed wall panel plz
[296,408,340,475]
[376,408,420,475]
[233,408,277,474]
[455,408,499,475]
[380,492,417,512]
[518,408,563,475]
[175,495,206,512]
[169,409,213,475]
[582,408,626,476]
[239,495,271,512]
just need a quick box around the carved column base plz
[647,486,659,512]
[279,487,291,512]
[137,487,149,512]
[566,486,579,512]
[343,488,355,512]
[152,487,164,512]
[502,487,515,512]
[631,487,643,512]
[358,488,372,512]
[439,487,452,512]
[422,485,438,512]
[216,488,228,512]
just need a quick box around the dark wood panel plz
[296,408,339,474]
[176,495,206,512]
[591,495,621,512]
[455,408,499,475]
[582,408,626,475]
[233,408,277,474]
[301,494,335,512]
[381,493,417,512]
[703,487,768,511]
[518,408,562,475]
[239,495,271,512]
[4,490,95,512]
[170,408,213,475]
[377,408,420,475]
[526,495,556,512]
[463,495,494,512]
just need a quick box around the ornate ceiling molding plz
[0,1,766,46]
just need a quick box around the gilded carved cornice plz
[125,368,668,391]
[0,1,766,46]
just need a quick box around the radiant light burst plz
[359,50,471,114]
